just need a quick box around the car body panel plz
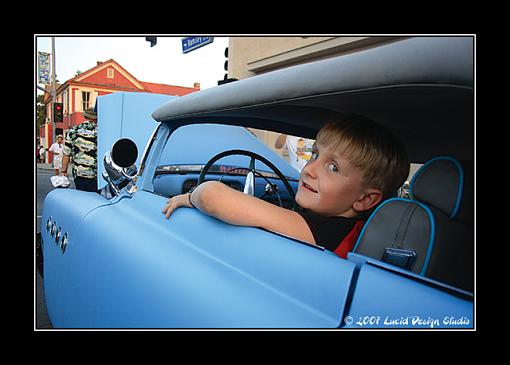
[349,264,472,328]
[43,189,355,328]
[343,257,472,328]
[42,189,112,324]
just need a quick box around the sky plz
[35,35,230,94]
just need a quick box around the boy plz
[162,115,409,258]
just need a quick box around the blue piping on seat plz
[409,156,464,219]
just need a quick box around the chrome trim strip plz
[138,125,161,178]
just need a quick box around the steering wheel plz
[198,149,297,210]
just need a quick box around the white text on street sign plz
[182,37,214,54]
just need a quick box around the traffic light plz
[146,36,157,47]
[218,47,238,85]
[224,46,229,74]
[53,102,63,123]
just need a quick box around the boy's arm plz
[163,181,316,245]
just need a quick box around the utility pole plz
[51,37,57,149]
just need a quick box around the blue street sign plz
[182,37,214,54]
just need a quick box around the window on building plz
[107,68,115,78]
[63,91,67,114]
[82,91,90,110]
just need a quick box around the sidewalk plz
[37,163,53,171]
[37,163,71,175]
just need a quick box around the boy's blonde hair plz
[316,114,409,199]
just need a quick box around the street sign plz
[38,51,51,84]
[182,37,214,54]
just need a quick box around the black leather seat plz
[352,157,474,292]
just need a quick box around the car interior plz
[352,156,474,294]
[151,124,300,209]
[147,115,474,296]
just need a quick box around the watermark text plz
[344,315,471,328]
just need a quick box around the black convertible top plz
[153,37,474,162]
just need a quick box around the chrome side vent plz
[60,233,68,254]
[50,222,57,240]
[55,227,61,245]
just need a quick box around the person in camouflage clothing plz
[61,108,98,192]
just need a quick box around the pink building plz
[41,59,200,163]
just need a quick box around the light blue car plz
[39,36,474,329]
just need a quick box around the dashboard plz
[153,164,298,209]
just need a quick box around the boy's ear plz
[353,188,383,212]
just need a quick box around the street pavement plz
[36,163,74,232]
[36,163,75,329]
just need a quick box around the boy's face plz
[295,142,373,218]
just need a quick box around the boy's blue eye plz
[328,163,338,173]
[311,152,319,160]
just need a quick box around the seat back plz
[353,157,474,292]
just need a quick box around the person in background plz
[48,135,64,175]
[274,134,315,172]
[61,108,98,192]
[39,144,45,163]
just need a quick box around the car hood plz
[97,92,177,189]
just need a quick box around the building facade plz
[40,59,200,163]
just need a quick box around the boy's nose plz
[302,158,317,179]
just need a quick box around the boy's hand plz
[162,193,193,219]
